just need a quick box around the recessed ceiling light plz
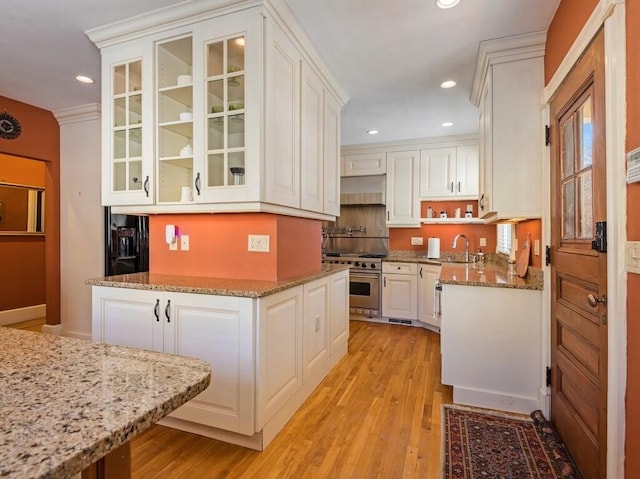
[437,0,460,8]
[75,75,94,84]
[367,129,379,135]
[442,122,454,127]
[235,37,245,46]
[440,80,457,89]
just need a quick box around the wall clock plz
[0,112,22,140]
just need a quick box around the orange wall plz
[515,219,543,268]
[544,0,599,84]
[547,1,640,477]
[0,237,45,310]
[149,213,321,281]
[0,98,59,323]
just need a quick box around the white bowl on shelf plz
[176,74,192,86]
[179,112,193,121]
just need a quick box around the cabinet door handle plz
[458,181,461,192]
[419,267,423,278]
[387,211,390,221]
[384,276,386,287]
[154,299,160,322]
[195,173,201,196]
[165,300,171,323]
[143,176,150,197]
[450,182,454,193]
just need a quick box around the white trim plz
[341,133,478,153]
[53,103,101,125]
[541,1,627,477]
[0,304,46,326]
[41,323,63,336]
[603,4,627,478]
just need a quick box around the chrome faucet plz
[452,234,470,263]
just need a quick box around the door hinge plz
[545,125,551,146]
[546,366,552,387]
[545,246,551,266]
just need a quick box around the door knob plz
[587,293,607,308]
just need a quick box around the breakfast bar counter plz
[0,327,210,479]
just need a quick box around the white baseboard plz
[0,304,46,326]
[63,331,92,341]
[453,386,541,415]
[42,323,63,336]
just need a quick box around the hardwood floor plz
[131,320,452,479]
[5,317,45,332]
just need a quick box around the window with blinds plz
[497,224,513,255]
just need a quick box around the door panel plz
[550,28,607,479]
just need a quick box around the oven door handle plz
[350,272,381,280]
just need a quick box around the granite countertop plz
[385,250,542,290]
[0,327,211,479]
[86,263,350,298]
[438,262,543,290]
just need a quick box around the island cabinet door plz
[256,286,303,430]
[164,292,256,435]
[302,277,330,384]
[92,286,164,352]
[328,269,349,354]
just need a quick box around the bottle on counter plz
[427,206,434,218]
[477,249,485,266]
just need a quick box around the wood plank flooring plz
[4,317,45,332]
[131,320,452,479]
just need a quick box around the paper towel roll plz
[427,238,440,259]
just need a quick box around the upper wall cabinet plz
[470,32,545,220]
[342,152,386,177]
[88,1,347,220]
[418,145,478,200]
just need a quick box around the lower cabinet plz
[91,269,349,449]
[440,283,542,413]
[382,262,418,320]
[417,264,441,328]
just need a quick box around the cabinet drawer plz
[382,262,417,274]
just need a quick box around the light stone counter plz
[0,327,210,479]
[86,263,350,298]
[439,262,543,290]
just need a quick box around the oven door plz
[349,271,380,313]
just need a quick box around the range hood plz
[340,175,386,206]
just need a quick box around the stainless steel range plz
[322,254,384,318]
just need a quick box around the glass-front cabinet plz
[94,4,343,217]
[101,41,154,206]
[156,35,194,203]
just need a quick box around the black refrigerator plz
[104,208,149,276]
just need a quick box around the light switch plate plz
[248,234,270,252]
[534,239,540,256]
[181,235,190,251]
[625,241,640,274]
[411,237,424,246]
[169,241,178,251]
[479,238,487,247]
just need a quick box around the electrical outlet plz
[534,239,540,256]
[479,238,487,247]
[181,235,190,251]
[248,234,270,252]
[411,237,424,246]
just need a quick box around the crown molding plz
[53,103,101,125]
[470,31,547,106]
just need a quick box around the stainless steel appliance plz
[322,203,388,318]
[105,208,149,276]
[322,254,383,318]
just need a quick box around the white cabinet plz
[91,269,349,449]
[91,3,344,218]
[256,286,303,430]
[417,263,441,328]
[342,152,386,176]
[91,286,256,434]
[299,61,342,216]
[419,145,478,199]
[385,150,420,227]
[382,262,418,320]
[471,33,545,220]
[440,283,542,413]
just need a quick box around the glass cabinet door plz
[206,35,246,188]
[111,60,146,196]
[157,36,194,203]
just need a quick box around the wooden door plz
[549,28,607,479]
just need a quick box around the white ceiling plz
[0,0,559,146]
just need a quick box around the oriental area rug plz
[442,404,582,479]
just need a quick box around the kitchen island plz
[87,265,350,451]
[0,327,210,479]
